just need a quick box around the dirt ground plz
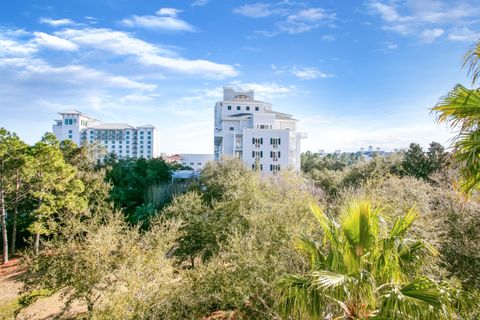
[0,258,86,320]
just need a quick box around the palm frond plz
[341,200,378,261]
[277,274,325,319]
[432,84,480,130]
[295,235,325,270]
[463,41,480,85]
[311,270,352,289]
[377,278,447,319]
[389,207,417,239]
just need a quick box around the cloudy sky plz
[1,0,479,153]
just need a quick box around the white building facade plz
[52,110,160,159]
[214,87,303,173]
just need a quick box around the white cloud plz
[0,38,36,57]
[33,32,78,51]
[291,66,333,80]
[322,34,336,41]
[234,3,336,36]
[192,0,209,7]
[272,64,334,80]
[448,27,480,42]
[419,28,444,43]
[122,8,195,32]
[229,81,297,100]
[0,57,155,91]
[57,28,238,78]
[366,0,480,43]
[156,8,181,17]
[279,8,336,34]
[233,3,278,18]
[38,17,75,27]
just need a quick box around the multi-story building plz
[214,87,304,173]
[52,110,159,159]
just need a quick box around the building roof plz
[138,124,155,128]
[265,110,297,121]
[89,123,135,130]
[58,109,83,115]
[58,110,99,121]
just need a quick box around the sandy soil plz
[0,258,86,320]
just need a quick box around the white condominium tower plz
[52,110,159,159]
[214,87,303,173]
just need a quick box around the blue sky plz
[1,0,479,153]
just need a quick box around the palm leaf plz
[463,41,480,85]
[341,200,378,260]
[295,235,325,270]
[311,270,352,289]
[389,207,417,239]
[432,84,480,130]
[377,278,447,319]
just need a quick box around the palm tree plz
[432,41,480,192]
[277,200,474,319]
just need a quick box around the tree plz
[0,129,31,263]
[105,157,172,221]
[278,200,474,319]
[28,133,86,254]
[432,41,480,192]
[401,143,429,179]
[426,141,449,174]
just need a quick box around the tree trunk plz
[1,188,8,264]
[34,195,42,255]
[34,232,40,255]
[11,171,19,256]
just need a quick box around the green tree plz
[432,41,480,192]
[401,143,430,179]
[0,129,31,263]
[28,133,87,254]
[278,200,474,319]
[106,157,172,221]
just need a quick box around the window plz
[68,135,72,139]
[229,127,234,131]
[69,130,72,134]
[255,107,259,111]
[252,137,263,147]
[69,119,73,125]
[251,163,263,171]
[270,164,281,173]
[190,162,194,165]
[237,106,241,110]
[270,151,281,161]
[246,106,250,111]
[227,106,232,110]
[252,151,263,158]
[271,138,281,148]
[197,162,202,165]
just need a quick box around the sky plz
[1,0,480,154]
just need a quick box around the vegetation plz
[432,40,480,192]
[278,201,472,319]
[1,42,480,320]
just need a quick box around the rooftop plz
[89,123,135,130]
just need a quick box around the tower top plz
[223,86,254,101]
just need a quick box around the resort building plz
[52,110,159,159]
[164,154,214,171]
[214,87,304,173]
